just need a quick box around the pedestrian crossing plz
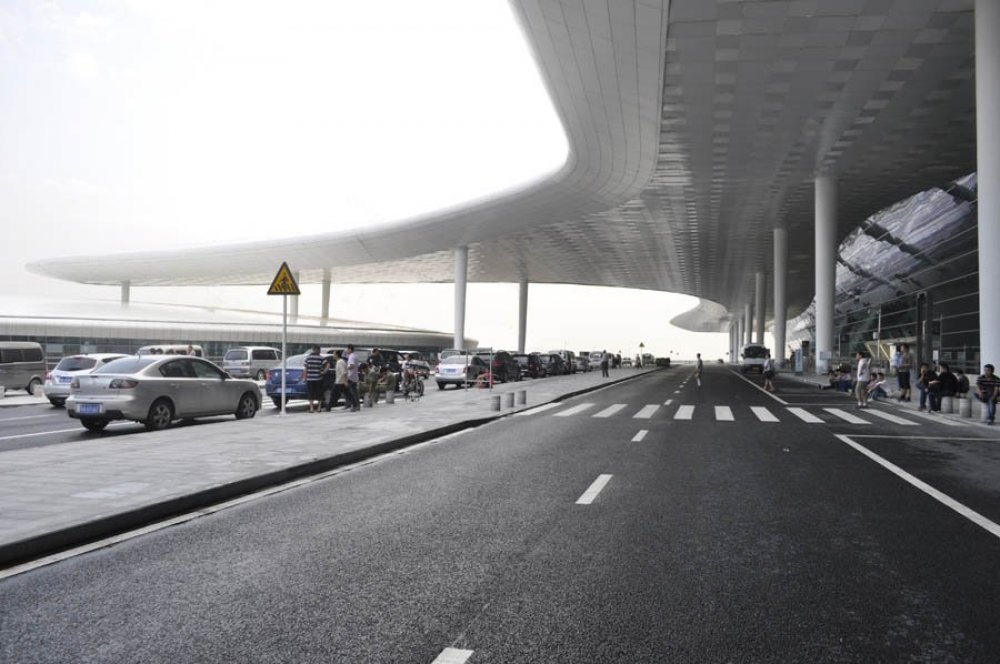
[548,402,937,426]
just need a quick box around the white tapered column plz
[321,269,331,323]
[120,281,130,305]
[815,176,837,374]
[744,303,752,346]
[754,271,765,344]
[517,279,528,353]
[454,246,468,350]
[978,0,1000,369]
[773,227,788,368]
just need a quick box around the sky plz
[0,0,733,360]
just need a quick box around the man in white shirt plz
[855,351,872,408]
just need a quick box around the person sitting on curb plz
[928,362,958,412]
[955,368,970,399]
[867,372,888,401]
[374,366,397,403]
[976,364,999,425]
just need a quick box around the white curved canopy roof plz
[29,0,976,332]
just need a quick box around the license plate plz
[78,403,102,415]
[59,376,73,383]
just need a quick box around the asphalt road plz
[2,365,999,662]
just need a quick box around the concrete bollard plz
[959,397,972,418]
[516,389,526,405]
[940,396,954,414]
[504,392,515,408]
[363,392,373,408]
[385,390,395,404]
[0,386,4,399]
[491,394,501,411]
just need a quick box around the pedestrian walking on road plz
[762,351,776,392]
[345,344,360,412]
[304,345,326,413]
[976,364,999,424]
[855,351,871,408]
[600,350,609,378]
[695,353,704,387]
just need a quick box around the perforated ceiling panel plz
[29,0,977,332]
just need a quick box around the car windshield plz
[55,356,97,371]
[224,350,248,361]
[743,346,769,359]
[441,355,474,365]
[95,357,159,374]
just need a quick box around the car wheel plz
[27,378,42,396]
[255,369,267,381]
[437,382,446,390]
[235,392,258,420]
[49,398,66,407]
[144,398,174,431]
[81,418,109,432]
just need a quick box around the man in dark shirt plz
[917,363,936,412]
[303,345,326,413]
[976,364,1000,424]
[929,362,958,412]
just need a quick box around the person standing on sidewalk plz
[345,344,360,412]
[976,364,999,424]
[325,350,347,412]
[896,343,914,402]
[917,363,936,411]
[600,350,610,378]
[303,345,326,413]
[855,351,871,408]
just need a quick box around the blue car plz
[265,353,333,407]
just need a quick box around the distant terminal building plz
[0,296,467,365]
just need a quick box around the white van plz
[0,341,46,395]
[741,344,770,373]
[222,346,282,380]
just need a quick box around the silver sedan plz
[66,355,261,432]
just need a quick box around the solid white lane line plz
[513,402,562,417]
[836,434,1000,541]
[674,405,694,420]
[633,405,660,419]
[728,369,788,405]
[576,474,613,505]
[663,398,673,406]
[0,414,64,422]
[0,423,131,442]
[865,410,920,426]
[714,406,734,421]
[631,430,648,442]
[750,406,780,422]
[786,407,823,423]
[432,648,474,664]
[908,411,965,427]
[593,404,628,418]
[554,403,595,417]
[825,408,871,425]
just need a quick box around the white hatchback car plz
[43,353,128,407]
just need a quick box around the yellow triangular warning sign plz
[267,262,301,296]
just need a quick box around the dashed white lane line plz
[836,434,1000,541]
[432,648,474,664]
[514,402,562,417]
[554,403,595,417]
[632,430,648,442]
[714,406,734,421]
[664,398,673,406]
[750,406,780,422]
[674,405,694,420]
[576,474,613,505]
[909,410,965,427]
[865,409,920,426]
[787,407,823,423]
[825,408,871,425]
[633,405,660,419]
[673,390,682,394]
[593,404,628,418]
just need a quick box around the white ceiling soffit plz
[28,0,976,334]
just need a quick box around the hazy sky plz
[0,0,733,359]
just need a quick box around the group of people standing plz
[303,344,360,413]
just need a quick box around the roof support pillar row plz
[744,303,752,347]
[517,279,528,354]
[730,321,738,363]
[815,176,838,375]
[321,269,331,323]
[289,272,300,323]
[454,246,468,350]
[773,227,788,368]
[977,0,1000,370]
[754,271,766,344]
[120,280,130,305]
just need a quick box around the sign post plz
[267,262,301,416]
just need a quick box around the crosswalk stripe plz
[593,404,628,418]
[714,406,734,421]
[664,399,673,406]
[787,407,823,423]
[674,405,694,420]
[633,405,660,419]
[825,408,871,424]
[554,403,595,417]
[908,410,965,427]
[750,406,779,422]
[865,409,920,426]
[632,430,648,442]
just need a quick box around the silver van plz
[0,341,46,395]
[222,346,282,380]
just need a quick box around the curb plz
[0,367,663,570]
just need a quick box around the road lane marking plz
[864,410,920,426]
[432,648,474,664]
[576,474,613,504]
[673,390,682,394]
[836,434,1000,541]
[633,405,660,419]
[728,369,788,405]
[554,403,595,417]
[825,408,871,424]
[674,405,694,420]
[513,402,562,417]
[663,398,673,406]
[0,414,64,422]
[593,404,627,418]
[786,407,823,423]
[750,406,780,422]
[714,406,734,421]
[0,423,131,442]
[908,411,965,427]
[631,430,648,442]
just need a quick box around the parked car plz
[475,350,520,383]
[0,341,46,395]
[265,352,334,407]
[549,350,577,374]
[539,353,565,377]
[621,356,633,367]
[512,353,546,379]
[741,344,770,373]
[43,353,128,407]
[222,346,282,380]
[574,354,591,373]
[588,351,606,368]
[66,355,260,432]
[435,354,489,389]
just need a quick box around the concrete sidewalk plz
[0,367,660,569]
